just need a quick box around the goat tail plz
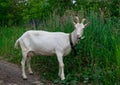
[14,39,20,49]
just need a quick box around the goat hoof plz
[61,77,65,80]
[22,76,27,80]
[23,77,27,80]
[29,72,33,75]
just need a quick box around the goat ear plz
[84,22,90,28]
[72,18,76,25]
[72,21,76,25]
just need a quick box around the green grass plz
[0,12,120,85]
[0,27,26,63]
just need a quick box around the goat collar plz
[69,33,77,55]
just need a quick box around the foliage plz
[0,0,120,26]
[0,12,120,84]
[0,0,120,84]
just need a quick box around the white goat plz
[14,17,89,80]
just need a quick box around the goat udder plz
[27,51,34,58]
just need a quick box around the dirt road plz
[0,60,43,85]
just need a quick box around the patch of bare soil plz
[0,60,43,85]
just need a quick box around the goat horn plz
[81,18,86,23]
[75,16,79,23]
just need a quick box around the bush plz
[0,12,120,84]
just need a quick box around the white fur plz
[14,17,89,80]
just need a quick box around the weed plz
[0,12,120,84]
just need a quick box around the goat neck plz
[70,30,79,46]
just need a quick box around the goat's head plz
[72,16,90,39]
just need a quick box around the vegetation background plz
[0,0,120,84]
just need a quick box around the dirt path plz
[0,60,43,85]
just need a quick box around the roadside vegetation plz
[0,0,120,84]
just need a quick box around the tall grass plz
[0,27,26,63]
[0,12,120,84]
